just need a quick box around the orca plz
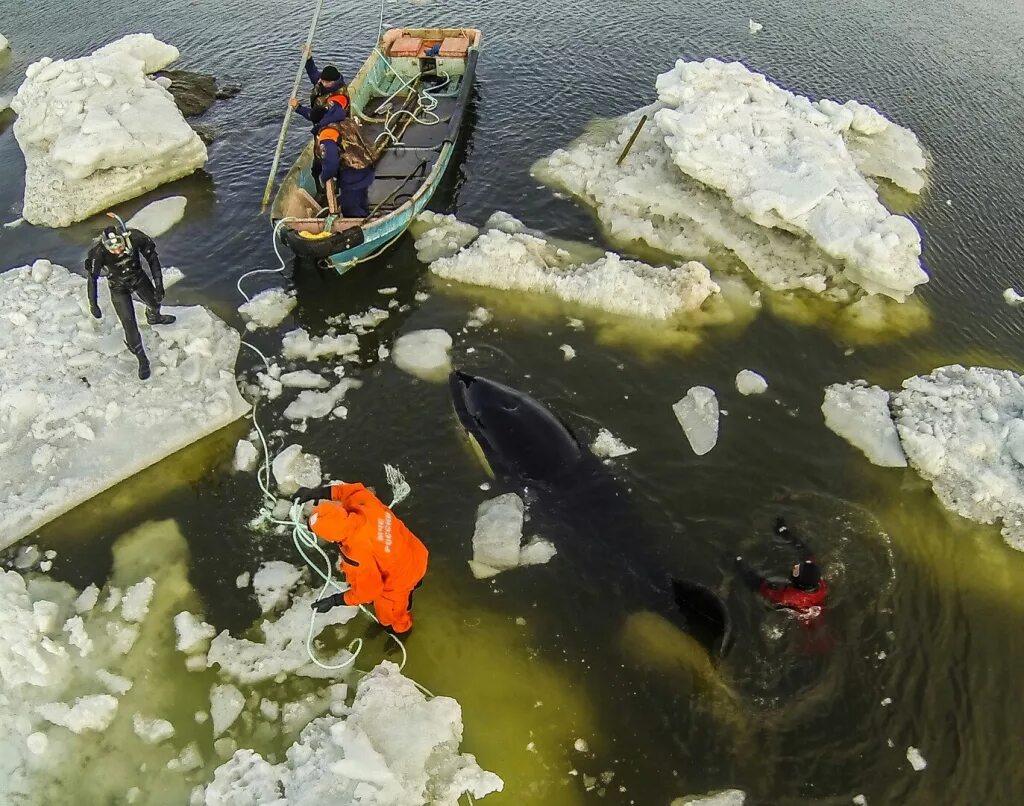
[448,369,732,658]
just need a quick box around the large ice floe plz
[822,382,907,467]
[536,58,929,302]
[9,34,208,227]
[414,212,720,320]
[0,522,502,804]
[0,261,249,550]
[892,366,1024,550]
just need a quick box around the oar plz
[260,0,328,212]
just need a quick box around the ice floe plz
[0,261,249,550]
[468,493,557,579]
[283,378,362,421]
[238,288,297,331]
[417,213,720,320]
[271,445,322,496]
[10,34,207,227]
[892,365,1024,549]
[590,428,637,458]
[735,369,768,395]
[125,196,187,237]
[282,328,359,361]
[392,329,453,382]
[822,382,907,467]
[537,59,928,301]
[673,386,720,455]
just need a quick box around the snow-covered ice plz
[468,494,557,579]
[0,261,250,550]
[735,369,768,395]
[673,386,720,455]
[125,196,187,237]
[283,378,362,421]
[892,365,1024,549]
[419,214,721,320]
[252,561,303,613]
[282,328,358,361]
[537,60,929,301]
[591,428,637,458]
[392,329,453,382]
[822,382,907,467]
[906,746,927,771]
[238,288,296,331]
[10,34,208,227]
[271,445,321,496]
[201,662,502,805]
[174,611,216,654]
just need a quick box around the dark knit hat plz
[320,65,342,83]
[791,559,821,592]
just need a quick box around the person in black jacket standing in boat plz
[85,222,176,380]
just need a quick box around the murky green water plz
[3,0,1024,803]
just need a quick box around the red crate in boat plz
[389,36,422,57]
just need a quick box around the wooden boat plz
[270,27,481,273]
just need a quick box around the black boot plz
[136,352,151,380]
[146,310,176,326]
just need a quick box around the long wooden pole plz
[261,0,327,212]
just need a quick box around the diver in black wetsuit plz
[85,224,176,380]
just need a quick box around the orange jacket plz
[308,483,428,606]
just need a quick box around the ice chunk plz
[271,444,321,496]
[467,306,492,328]
[822,382,907,467]
[282,328,359,361]
[210,683,245,738]
[235,572,250,589]
[472,494,526,573]
[0,262,250,549]
[10,35,207,227]
[280,370,330,389]
[238,288,297,330]
[168,742,204,772]
[671,790,746,806]
[37,694,119,733]
[560,344,576,361]
[95,669,133,695]
[426,218,720,320]
[748,19,763,34]
[410,210,481,262]
[0,34,9,54]
[906,746,927,771]
[590,428,637,458]
[202,662,502,805]
[735,369,768,395]
[125,195,187,237]
[252,561,303,613]
[1003,288,1024,306]
[893,365,1024,549]
[283,378,363,421]
[174,611,216,654]
[133,713,176,744]
[120,577,155,622]
[233,439,260,473]
[63,615,93,656]
[520,537,557,567]
[392,329,453,382]
[673,386,720,455]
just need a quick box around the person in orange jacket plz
[293,482,428,634]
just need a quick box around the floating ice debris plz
[670,790,746,806]
[235,572,250,589]
[853,796,868,806]
[591,428,637,458]
[283,378,362,421]
[893,365,1024,550]
[252,561,303,613]
[378,286,398,295]
[735,369,768,395]
[3,217,26,228]
[392,329,453,382]
[232,439,259,473]
[0,33,9,54]
[132,713,175,744]
[10,35,207,227]
[202,661,502,805]
[210,683,245,738]
[410,210,480,262]
[560,344,576,361]
[348,307,390,331]
[748,19,763,33]
[0,261,249,550]
[282,328,359,361]
[567,317,585,330]
[271,444,321,496]
[422,215,720,320]
[881,697,893,706]
[673,386,720,455]
[1003,288,1024,306]
[822,382,907,467]
[238,288,296,330]
[174,611,216,654]
[37,694,120,734]
[467,306,492,328]
[167,741,203,773]
[519,536,557,567]
[124,196,187,237]
[279,370,330,389]
[468,494,556,579]
[906,746,927,771]
[573,738,589,752]
[538,60,928,301]
[120,578,155,622]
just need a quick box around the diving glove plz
[311,593,346,613]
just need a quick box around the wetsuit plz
[737,519,827,617]
[86,229,172,377]
[298,483,428,633]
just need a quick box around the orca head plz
[449,371,586,485]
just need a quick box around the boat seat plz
[390,36,422,57]
[439,36,470,57]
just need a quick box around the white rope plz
[237,218,295,302]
